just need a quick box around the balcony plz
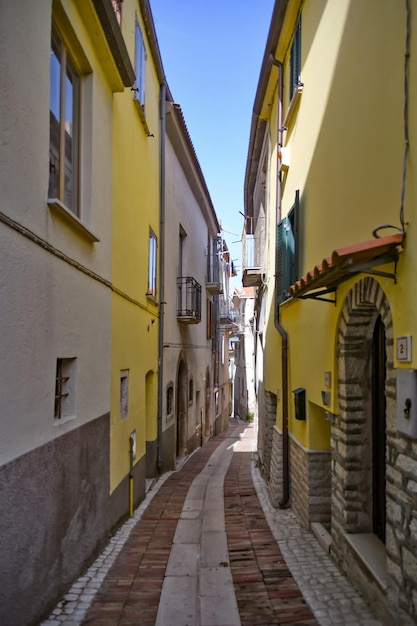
[233,312,245,335]
[206,280,223,296]
[218,297,237,329]
[242,267,264,287]
[177,277,202,324]
[205,252,223,295]
[242,234,264,287]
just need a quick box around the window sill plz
[283,82,304,129]
[133,98,151,136]
[54,414,76,425]
[48,199,100,243]
[345,533,389,591]
[146,292,158,305]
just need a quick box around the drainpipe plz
[129,434,135,516]
[271,55,290,508]
[275,306,289,507]
[157,83,167,473]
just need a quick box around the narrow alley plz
[43,419,381,626]
[3,1,417,624]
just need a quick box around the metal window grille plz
[54,359,69,419]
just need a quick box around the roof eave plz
[244,0,289,223]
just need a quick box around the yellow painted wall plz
[110,297,158,487]
[263,0,416,451]
[110,0,160,493]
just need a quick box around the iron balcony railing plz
[205,251,223,295]
[177,276,202,324]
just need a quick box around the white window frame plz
[148,228,157,299]
[49,25,80,216]
[134,17,146,108]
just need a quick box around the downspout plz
[271,55,290,508]
[129,434,134,516]
[157,83,167,473]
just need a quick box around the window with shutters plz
[289,17,302,101]
[276,190,300,305]
[207,299,213,339]
[166,384,174,418]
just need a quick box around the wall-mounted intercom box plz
[293,387,306,421]
[321,390,331,406]
[396,369,417,439]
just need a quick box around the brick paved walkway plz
[225,451,317,625]
[83,432,231,625]
[82,424,316,625]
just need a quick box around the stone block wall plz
[289,435,331,529]
[268,426,284,507]
[260,390,277,480]
[257,381,266,467]
[267,427,331,525]
[385,433,417,622]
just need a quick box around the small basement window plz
[54,357,77,420]
[120,370,129,419]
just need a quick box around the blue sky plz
[150,0,275,288]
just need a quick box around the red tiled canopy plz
[290,233,405,299]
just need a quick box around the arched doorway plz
[204,367,211,439]
[372,314,386,542]
[334,277,393,541]
[176,359,188,457]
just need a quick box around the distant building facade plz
[161,103,233,467]
[233,287,256,422]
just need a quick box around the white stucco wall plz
[164,135,211,395]
[162,124,220,446]
[0,0,112,465]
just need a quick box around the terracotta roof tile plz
[234,286,255,298]
[290,233,405,299]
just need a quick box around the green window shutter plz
[290,17,302,99]
[285,215,294,296]
[288,189,300,288]
[276,220,285,305]
[276,189,300,306]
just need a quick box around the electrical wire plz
[373,0,410,238]
[400,0,411,231]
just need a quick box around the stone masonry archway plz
[333,277,395,543]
